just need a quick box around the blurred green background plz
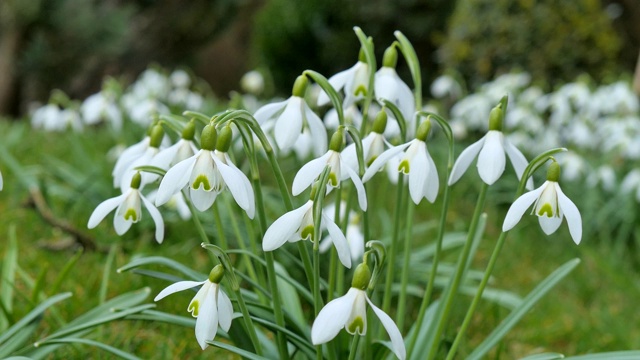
[1,0,639,117]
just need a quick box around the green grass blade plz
[563,351,640,359]
[467,258,581,360]
[100,245,117,305]
[519,353,565,360]
[67,288,151,326]
[117,256,203,280]
[0,292,72,346]
[207,340,270,360]
[0,225,18,330]
[49,249,83,295]
[0,320,39,358]
[34,337,142,360]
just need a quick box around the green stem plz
[224,197,261,292]
[445,230,510,360]
[382,176,407,313]
[347,334,361,360]
[212,202,229,249]
[426,182,488,360]
[407,176,453,356]
[264,252,289,359]
[186,193,210,245]
[233,287,263,355]
[396,199,415,331]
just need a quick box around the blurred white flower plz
[240,70,265,95]
[81,92,122,130]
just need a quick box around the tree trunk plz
[0,29,21,116]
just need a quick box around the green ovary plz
[124,209,138,222]
[192,175,212,191]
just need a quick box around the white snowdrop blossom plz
[156,125,255,218]
[262,199,352,268]
[240,70,265,95]
[112,136,151,188]
[375,66,415,134]
[319,203,364,262]
[254,75,327,156]
[318,60,370,109]
[87,172,164,243]
[311,263,406,360]
[292,134,367,211]
[448,105,533,189]
[341,130,390,173]
[117,125,166,190]
[502,162,582,245]
[154,266,233,350]
[363,121,438,204]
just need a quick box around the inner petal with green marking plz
[192,175,212,191]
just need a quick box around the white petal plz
[362,141,412,183]
[213,156,254,218]
[408,146,429,205]
[304,102,328,156]
[113,137,149,187]
[190,187,217,212]
[311,288,358,344]
[253,100,287,124]
[555,183,582,244]
[318,65,356,106]
[154,280,205,301]
[141,194,165,243]
[366,296,406,360]
[156,156,196,206]
[274,97,303,151]
[217,289,234,332]
[448,135,486,185]
[538,214,563,235]
[344,163,368,211]
[292,152,331,195]
[502,184,546,231]
[113,208,133,235]
[504,138,534,190]
[262,202,311,251]
[477,131,505,185]
[424,151,440,203]
[322,213,351,268]
[150,142,181,170]
[0,170,3,190]
[87,194,125,228]
[195,285,219,350]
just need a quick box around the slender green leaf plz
[0,320,39,358]
[100,245,117,305]
[519,353,565,360]
[132,165,166,177]
[207,340,270,360]
[35,338,142,360]
[0,292,72,346]
[50,249,83,295]
[304,70,344,125]
[1,225,18,330]
[117,257,203,281]
[125,309,195,328]
[563,352,640,360]
[467,258,581,360]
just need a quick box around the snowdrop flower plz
[31,104,82,132]
[431,74,463,99]
[448,103,533,189]
[318,51,371,109]
[150,120,198,171]
[324,105,363,131]
[81,91,123,130]
[112,135,151,188]
[262,194,352,268]
[292,130,367,211]
[88,172,164,243]
[503,161,582,245]
[118,124,166,190]
[240,70,265,95]
[253,75,327,156]
[375,46,415,135]
[621,169,640,202]
[154,265,233,350]
[363,120,439,204]
[156,125,255,218]
[342,111,392,172]
[311,263,406,360]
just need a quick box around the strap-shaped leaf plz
[117,256,203,281]
[207,340,270,360]
[34,338,142,360]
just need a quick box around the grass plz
[1,119,639,359]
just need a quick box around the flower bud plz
[149,124,165,148]
[182,119,196,141]
[382,46,398,68]
[292,75,309,98]
[215,125,233,153]
[201,124,218,151]
[546,161,560,182]
[351,262,371,290]
[372,110,388,134]
[208,264,225,284]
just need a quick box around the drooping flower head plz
[253,75,327,156]
[155,124,255,218]
[118,123,166,190]
[292,129,367,211]
[374,45,415,137]
[502,160,582,244]
[311,262,406,360]
[88,172,164,243]
[318,49,371,109]
[363,120,439,205]
[154,265,233,350]
[448,100,533,189]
